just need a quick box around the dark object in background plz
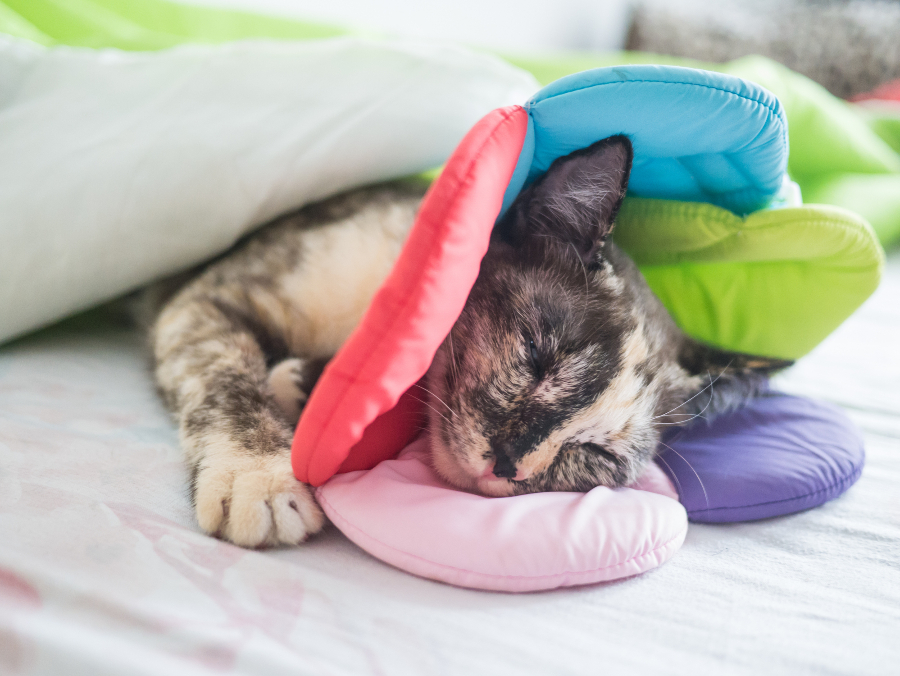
[626,0,900,99]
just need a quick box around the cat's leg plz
[152,295,324,547]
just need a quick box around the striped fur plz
[150,138,789,546]
[149,183,425,547]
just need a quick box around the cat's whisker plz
[412,382,456,417]
[447,332,461,386]
[653,417,707,426]
[568,242,590,325]
[653,363,730,421]
[657,439,710,514]
[532,232,571,247]
[406,393,454,427]
[656,386,715,425]
[653,453,685,500]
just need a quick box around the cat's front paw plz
[194,454,324,548]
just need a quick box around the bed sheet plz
[1,254,898,676]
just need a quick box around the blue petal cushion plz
[658,393,865,523]
[501,64,790,217]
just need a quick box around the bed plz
[0,248,897,675]
[1,2,898,674]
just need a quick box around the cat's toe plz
[194,457,324,547]
[270,482,325,545]
[194,465,232,536]
[224,470,277,547]
[222,463,324,548]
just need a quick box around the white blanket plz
[0,244,897,674]
[0,35,536,344]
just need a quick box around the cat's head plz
[425,136,786,496]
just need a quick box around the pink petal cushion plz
[316,436,687,592]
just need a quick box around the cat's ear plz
[498,135,633,268]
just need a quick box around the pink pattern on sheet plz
[0,568,41,675]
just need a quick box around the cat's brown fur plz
[151,137,788,547]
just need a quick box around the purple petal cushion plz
[657,392,865,523]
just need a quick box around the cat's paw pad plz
[194,457,324,548]
[267,357,326,423]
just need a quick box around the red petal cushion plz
[292,106,529,486]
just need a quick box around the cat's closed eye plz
[580,442,619,465]
[526,337,542,376]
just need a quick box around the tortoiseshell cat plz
[150,136,788,547]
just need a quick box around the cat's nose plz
[491,445,517,479]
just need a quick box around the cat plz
[149,135,789,547]
[423,136,790,496]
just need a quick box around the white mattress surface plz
[1,254,898,676]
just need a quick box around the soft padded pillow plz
[0,35,536,343]
[614,197,883,358]
[504,64,788,216]
[658,392,865,523]
[316,436,687,593]
[292,105,529,485]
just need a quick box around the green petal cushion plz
[614,198,883,359]
[0,0,344,49]
[802,174,900,247]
